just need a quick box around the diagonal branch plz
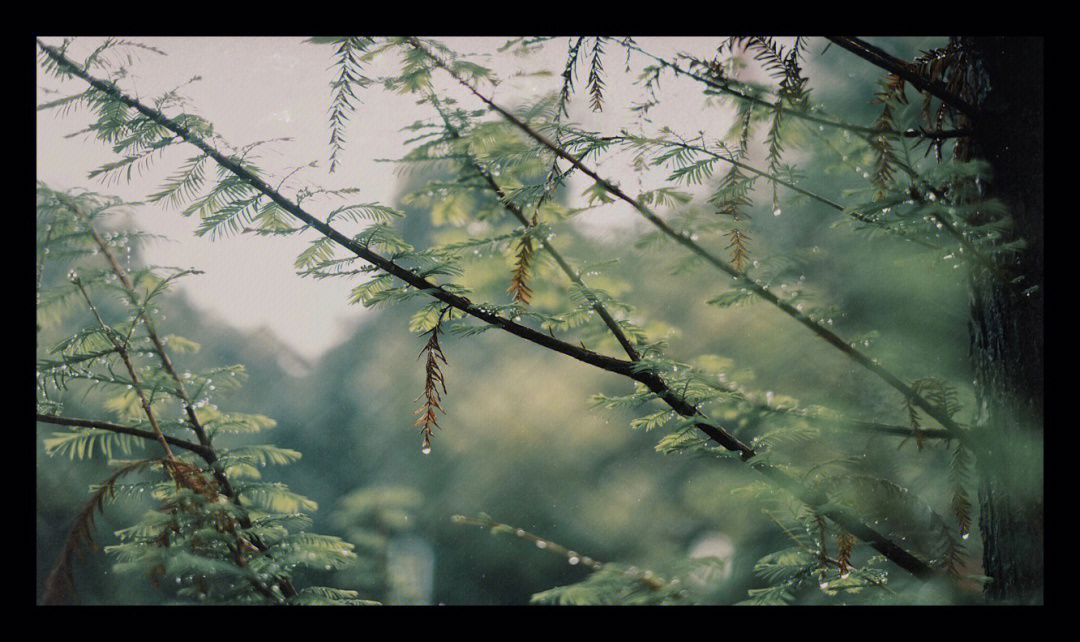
[39,39,935,580]
[426,93,642,361]
[71,275,176,460]
[430,98,944,446]
[618,39,971,139]
[825,37,978,118]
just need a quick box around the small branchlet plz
[726,229,751,272]
[586,37,606,112]
[40,459,158,604]
[949,441,973,539]
[870,74,906,200]
[508,231,535,305]
[714,165,753,270]
[414,309,449,454]
[901,377,960,451]
[836,531,857,577]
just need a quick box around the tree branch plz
[70,275,177,460]
[825,37,978,118]
[36,413,212,459]
[426,93,642,361]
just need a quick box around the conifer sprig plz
[586,37,606,112]
[414,308,449,454]
[508,231,535,305]
[34,186,363,603]
[70,273,177,461]
[451,514,682,600]
[312,36,374,173]
[40,458,159,604]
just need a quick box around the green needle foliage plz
[36,185,373,605]
[36,36,1040,605]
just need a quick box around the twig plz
[36,413,212,459]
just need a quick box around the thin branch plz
[452,514,670,591]
[36,413,212,459]
[619,40,970,140]
[427,94,642,361]
[65,201,233,482]
[618,40,880,136]
[71,275,176,460]
[609,131,939,251]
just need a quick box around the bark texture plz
[967,36,1044,604]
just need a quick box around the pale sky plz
[36,37,803,361]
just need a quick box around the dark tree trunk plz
[966,37,1044,604]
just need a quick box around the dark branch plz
[825,37,978,118]
[36,413,213,459]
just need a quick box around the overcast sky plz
[37,37,835,361]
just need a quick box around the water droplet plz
[421,445,431,455]
[535,540,547,549]
[773,208,782,217]
[568,555,580,565]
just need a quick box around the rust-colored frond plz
[414,313,449,453]
[40,459,158,604]
[726,228,751,272]
[162,458,219,499]
[938,527,966,577]
[836,531,857,576]
[713,165,752,271]
[910,39,975,161]
[813,510,829,568]
[508,233,535,305]
[587,37,605,112]
[869,75,906,200]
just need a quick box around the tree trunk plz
[966,37,1044,604]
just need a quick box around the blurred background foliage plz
[37,37,986,604]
